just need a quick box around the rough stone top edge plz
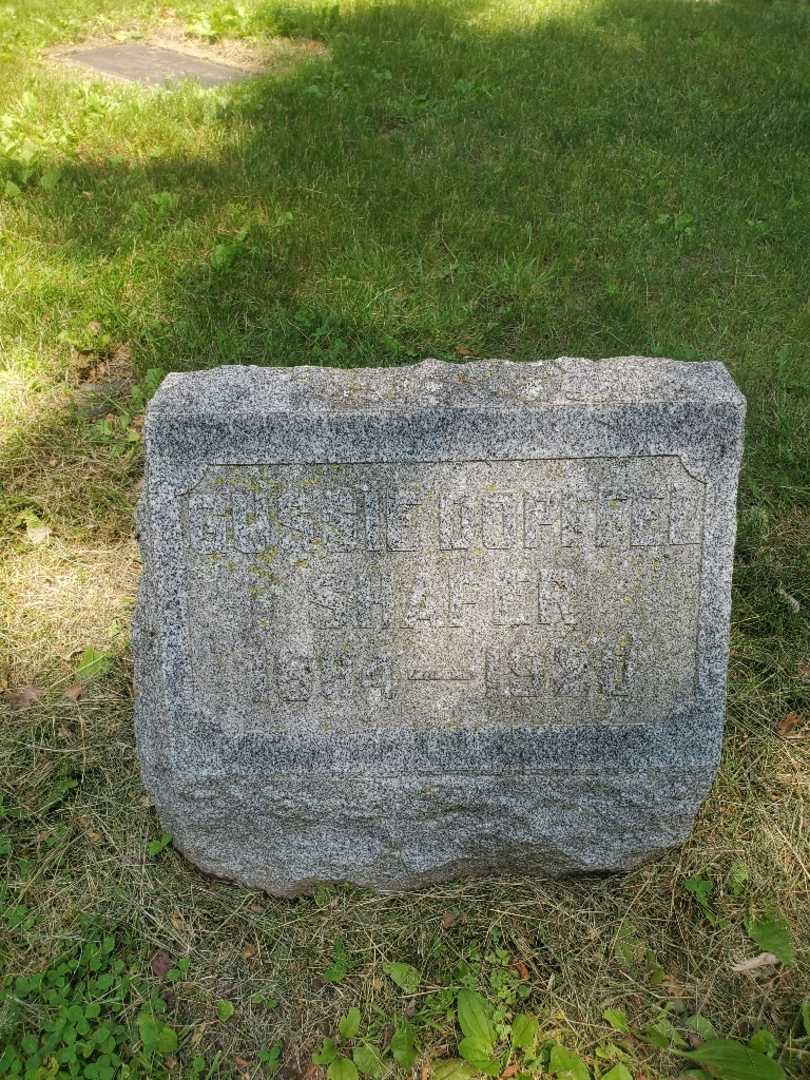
[146,357,746,421]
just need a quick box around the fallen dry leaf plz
[731,952,778,973]
[169,910,186,931]
[661,973,686,999]
[241,943,257,960]
[778,711,805,736]
[777,585,800,613]
[440,911,457,930]
[77,815,102,842]
[63,683,83,703]
[420,1064,430,1080]
[151,950,173,979]
[5,686,46,710]
[454,345,478,358]
[513,957,529,981]
[233,1057,251,1072]
[501,1065,520,1080]
[798,660,810,679]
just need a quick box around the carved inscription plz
[186,478,703,555]
[182,458,705,733]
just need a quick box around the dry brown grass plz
[1,374,808,1077]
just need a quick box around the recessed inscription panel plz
[180,457,704,735]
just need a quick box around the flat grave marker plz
[61,43,248,88]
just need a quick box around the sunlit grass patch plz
[0,368,53,428]
[0,539,138,685]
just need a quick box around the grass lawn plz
[1,0,809,1076]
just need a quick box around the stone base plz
[137,756,713,895]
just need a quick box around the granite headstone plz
[133,357,745,894]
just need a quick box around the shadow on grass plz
[10,0,808,494]
[3,0,809,524]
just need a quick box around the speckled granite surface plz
[133,357,745,894]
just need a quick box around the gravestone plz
[133,357,745,894]
[63,43,248,88]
